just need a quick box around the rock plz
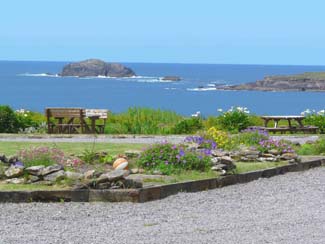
[8,156,19,164]
[280,153,298,161]
[84,170,96,179]
[97,170,128,184]
[211,164,228,171]
[211,150,228,157]
[211,157,220,165]
[26,165,45,176]
[65,171,84,180]
[0,154,8,164]
[97,182,112,189]
[161,76,181,81]
[5,166,24,178]
[124,150,141,158]
[60,59,135,77]
[130,168,139,174]
[73,183,90,190]
[123,178,143,188]
[126,174,172,182]
[41,165,63,176]
[220,156,234,165]
[5,178,25,184]
[268,149,279,155]
[43,170,66,182]
[27,175,40,183]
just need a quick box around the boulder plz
[43,170,66,182]
[41,165,63,176]
[26,165,45,176]
[84,170,96,179]
[5,178,25,184]
[60,59,135,77]
[96,170,128,184]
[65,171,84,180]
[5,166,24,178]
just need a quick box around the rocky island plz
[217,72,325,92]
[60,59,136,77]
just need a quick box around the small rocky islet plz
[60,59,136,77]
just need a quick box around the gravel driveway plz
[1,167,325,244]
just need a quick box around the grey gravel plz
[1,168,325,244]
[0,134,319,145]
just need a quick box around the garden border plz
[1,158,324,203]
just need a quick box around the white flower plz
[191,111,201,117]
[217,108,223,112]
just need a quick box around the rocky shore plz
[216,72,325,91]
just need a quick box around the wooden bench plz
[45,108,85,134]
[45,108,109,134]
[266,126,318,134]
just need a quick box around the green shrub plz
[172,117,203,134]
[216,106,252,133]
[302,109,325,133]
[136,142,211,175]
[0,105,20,133]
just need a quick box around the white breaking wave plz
[187,87,217,91]
[17,73,179,83]
[18,73,59,77]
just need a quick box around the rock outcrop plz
[60,59,136,77]
[216,72,325,92]
[161,76,181,81]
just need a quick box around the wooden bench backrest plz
[45,108,85,118]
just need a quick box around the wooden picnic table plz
[260,115,305,128]
[46,108,108,134]
[260,115,318,134]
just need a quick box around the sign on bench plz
[85,109,108,119]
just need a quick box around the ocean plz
[1,61,325,116]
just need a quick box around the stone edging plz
[1,158,324,203]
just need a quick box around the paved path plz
[0,134,319,144]
[1,167,325,244]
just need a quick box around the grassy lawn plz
[234,161,289,174]
[0,141,146,155]
[0,182,71,191]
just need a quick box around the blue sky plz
[1,0,325,65]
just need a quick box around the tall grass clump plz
[105,107,183,134]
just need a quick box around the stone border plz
[1,158,324,203]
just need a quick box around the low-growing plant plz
[234,127,269,146]
[18,146,66,167]
[298,139,325,155]
[184,136,217,150]
[206,127,229,149]
[136,142,211,175]
[80,149,98,164]
[257,139,295,154]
